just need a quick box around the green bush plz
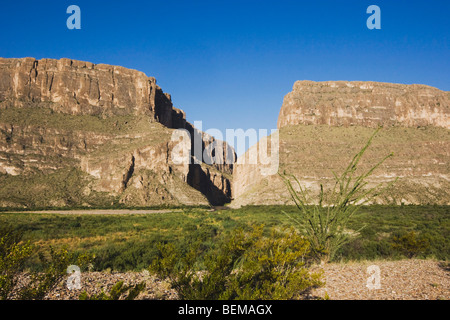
[335,238,395,261]
[390,231,430,258]
[0,226,33,300]
[0,224,93,300]
[150,225,323,300]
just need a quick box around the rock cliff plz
[2,60,448,208]
[232,81,450,207]
[0,57,234,208]
[278,81,449,129]
[0,57,189,127]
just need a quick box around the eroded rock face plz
[232,81,450,207]
[1,58,153,116]
[278,81,449,129]
[0,57,191,129]
[0,57,234,207]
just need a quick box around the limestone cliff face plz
[0,57,188,128]
[278,81,449,129]
[0,57,234,208]
[232,81,450,207]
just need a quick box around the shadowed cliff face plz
[187,164,232,206]
[232,81,449,207]
[0,57,234,208]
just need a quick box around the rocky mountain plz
[232,80,450,207]
[0,57,234,208]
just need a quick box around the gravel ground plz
[41,259,448,300]
[311,259,449,300]
[45,271,178,300]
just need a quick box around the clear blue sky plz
[1,1,448,153]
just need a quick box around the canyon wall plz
[0,57,234,207]
[232,81,450,207]
[278,80,449,129]
[2,59,448,208]
[0,57,189,128]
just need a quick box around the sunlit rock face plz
[232,81,449,207]
[0,57,234,207]
[278,80,449,129]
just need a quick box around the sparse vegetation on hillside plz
[0,168,118,208]
[234,124,450,207]
[0,104,165,135]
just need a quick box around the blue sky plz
[1,1,448,154]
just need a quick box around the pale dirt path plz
[20,209,184,215]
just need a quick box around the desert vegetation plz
[150,225,323,299]
[0,203,448,299]
[280,128,396,262]
[0,223,93,300]
[0,206,447,268]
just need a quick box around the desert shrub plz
[79,281,146,300]
[280,128,396,262]
[92,224,220,272]
[222,227,323,300]
[150,225,323,300]
[390,231,430,258]
[0,226,33,300]
[335,238,395,261]
[18,247,93,300]
[0,224,93,300]
[93,241,159,272]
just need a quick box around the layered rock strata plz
[232,81,449,207]
[0,57,234,207]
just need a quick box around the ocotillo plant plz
[280,127,397,262]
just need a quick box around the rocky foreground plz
[41,259,448,300]
[311,259,449,300]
